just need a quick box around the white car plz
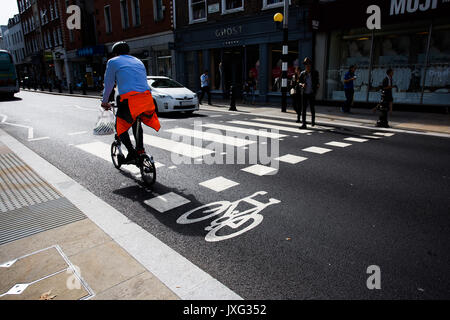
[148,76,199,114]
[114,76,199,114]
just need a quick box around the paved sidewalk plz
[0,139,179,300]
[207,100,450,135]
[19,88,450,135]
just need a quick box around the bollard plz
[82,83,87,95]
[58,81,62,93]
[229,85,237,111]
[49,83,52,92]
[69,83,73,94]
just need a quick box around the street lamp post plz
[274,0,289,113]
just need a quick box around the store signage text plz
[366,0,440,30]
[390,0,438,15]
[215,26,243,38]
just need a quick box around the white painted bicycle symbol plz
[177,191,280,242]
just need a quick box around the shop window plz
[423,27,450,105]
[104,5,112,34]
[326,30,371,102]
[120,0,130,30]
[132,0,141,26]
[370,27,429,104]
[184,51,197,90]
[189,0,207,24]
[54,1,59,19]
[269,41,298,92]
[222,0,244,14]
[154,0,164,22]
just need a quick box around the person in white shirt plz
[199,70,212,105]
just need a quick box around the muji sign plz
[367,0,441,29]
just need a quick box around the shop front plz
[315,0,450,107]
[174,7,313,102]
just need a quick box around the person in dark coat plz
[299,57,320,129]
[290,67,302,123]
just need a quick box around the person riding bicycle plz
[101,41,160,165]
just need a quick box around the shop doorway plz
[222,46,244,98]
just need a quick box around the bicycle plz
[176,191,280,242]
[110,102,156,186]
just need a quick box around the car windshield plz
[149,78,184,88]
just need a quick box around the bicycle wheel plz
[111,141,121,169]
[204,214,264,242]
[176,201,229,224]
[140,155,156,186]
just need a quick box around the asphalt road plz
[1,91,449,299]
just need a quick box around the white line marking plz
[144,192,191,213]
[302,146,332,154]
[201,123,287,139]
[229,120,313,134]
[165,127,256,147]
[68,131,88,136]
[325,141,352,148]
[28,137,50,142]
[360,135,381,139]
[275,154,308,164]
[344,137,369,143]
[143,134,214,158]
[241,164,278,176]
[0,128,242,300]
[374,132,395,137]
[199,176,239,192]
[252,118,334,131]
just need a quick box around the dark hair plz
[349,65,356,71]
[112,41,130,56]
[386,68,393,75]
[303,57,312,65]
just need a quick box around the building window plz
[189,0,207,24]
[132,0,141,26]
[50,3,54,20]
[58,27,63,45]
[153,0,164,22]
[262,0,289,10]
[54,1,59,19]
[120,0,130,29]
[222,0,244,14]
[104,5,112,33]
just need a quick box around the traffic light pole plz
[281,0,289,113]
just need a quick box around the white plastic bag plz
[93,107,115,135]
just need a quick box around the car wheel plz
[153,99,160,115]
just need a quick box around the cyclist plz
[101,41,160,165]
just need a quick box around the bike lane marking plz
[199,176,239,192]
[143,192,191,213]
[241,164,278,176]
[302,146,333,154]
[0,128,242,300]
[325,141,352,148]
[275,154,308,164]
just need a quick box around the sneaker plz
[300,124,307,129]
[124,150,138,164]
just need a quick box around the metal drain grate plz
[0,153,62,213]
[0,197,86,245]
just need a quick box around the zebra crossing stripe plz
[302,146,332,154]
[165,127,256,147]
[252,118,334,131]
[374,132,395,137]
[325,141,352,148]
[241,164,278,176]
[229,120,313,134]
[75,141,165,174]
[201,123,287,139]
[143,134,214,158]
[344,137,369,143]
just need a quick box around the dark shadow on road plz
[157,112,208,120]
[112,172,212,238]
[0,96,22,102]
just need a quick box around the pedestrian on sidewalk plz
[342,65,356,113]
[376,68,397,128]
[290,67,302,123]
[199,70,212,105]
[299,57,320,129]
